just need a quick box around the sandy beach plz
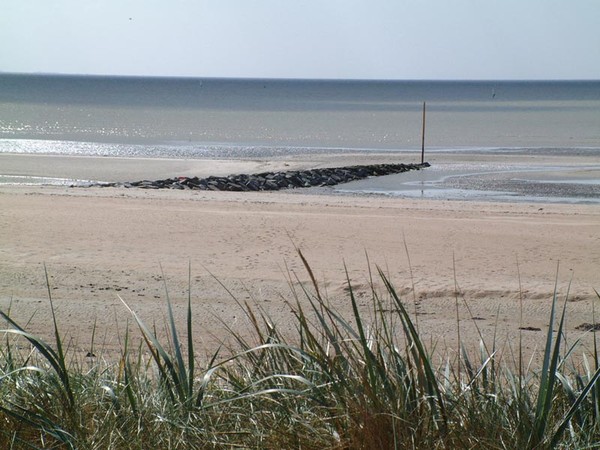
[1,152,599,363]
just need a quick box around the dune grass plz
[1,255,600,449]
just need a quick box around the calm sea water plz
[1,74,599,202]
[1,74,599,155]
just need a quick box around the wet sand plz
[338,154,600,204]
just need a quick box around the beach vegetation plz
[1,255,600,449]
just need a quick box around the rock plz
[99,162,430,193]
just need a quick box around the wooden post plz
[421,101,426,164]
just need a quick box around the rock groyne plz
[98,162,430,191]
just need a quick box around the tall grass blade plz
[120,324,138,415]
[118,295,181,404]
[551,365,600,448]
[187,261,195,403]
[42,266,74,409]
[378,267,448,432]
[160,265,190,402]
[531,273,569,447]
[345,264,383,401]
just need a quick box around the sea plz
[1,74,599,203]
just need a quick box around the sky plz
[1,0,599,80]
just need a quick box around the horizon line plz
[1,71,599,83]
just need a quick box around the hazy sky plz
[2,0,599,80]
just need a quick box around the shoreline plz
[2,149,599,205]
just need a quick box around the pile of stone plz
[98,162,429,192]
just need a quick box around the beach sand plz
[1,152,599,363]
